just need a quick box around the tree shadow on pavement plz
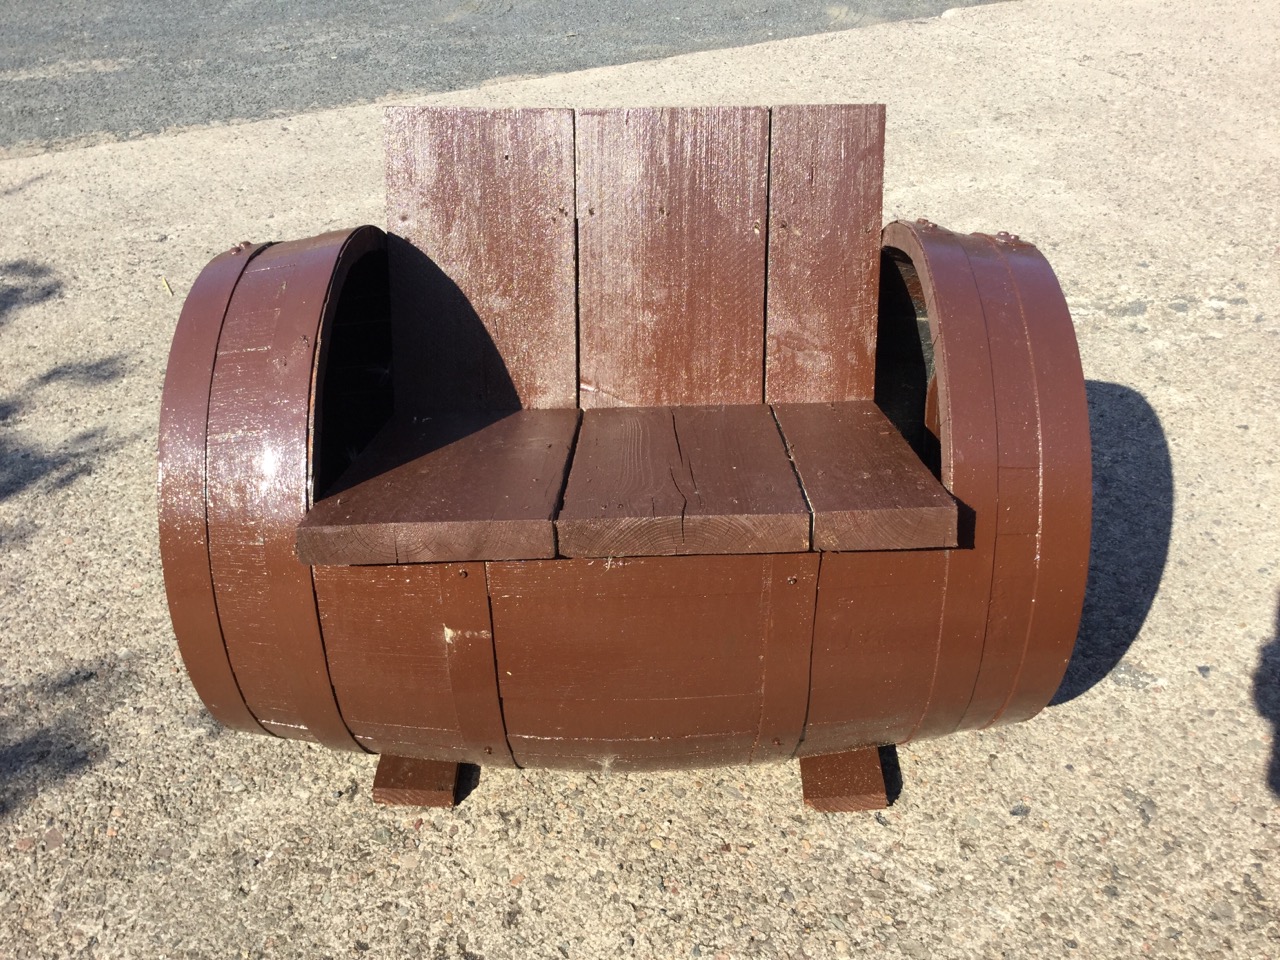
[0,355,131,504]
[0,260,131,542]
[1052,381,1174,704]
[1252,601,1280,796]
[0,259,61,328]
[0,662,128,817]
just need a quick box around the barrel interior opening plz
[874,247,940,478]
[312,247,394,500]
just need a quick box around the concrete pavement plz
[0,1,1277,957]
[0,0,1006,155]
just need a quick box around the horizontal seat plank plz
[555,404,811,557]
[772,400,957,551]
[297,409,579,565]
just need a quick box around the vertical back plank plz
[385,107,577,413]
[576,107,769,407]
[766,104,885,403]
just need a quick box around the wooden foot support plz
[799,748,888,812]
[371,755,459,807]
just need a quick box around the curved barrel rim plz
[985,234,1092,725]
[882,220,1000,742]
[159,241,272,735]
[206,226,385,753]
[882,220,1091,736]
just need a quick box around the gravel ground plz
[1,1,1277,957]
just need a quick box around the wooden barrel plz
[160,220,1089,775]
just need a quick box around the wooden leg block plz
[371,755,459,808]
[799,748,888,812]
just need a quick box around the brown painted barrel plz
[159,220,1090,776]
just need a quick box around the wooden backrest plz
[385,108,577,414]
[384,104,884,413]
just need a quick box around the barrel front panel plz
[205,230,378,752]
[487,554,818,770]
[798,550,946,757]
[314,563,513,765]
[159,243,269,736]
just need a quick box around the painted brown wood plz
[297,409,580,565]
[206,229,376,752]
[372,755,459,807]
[798,550,946,757]
[952,232,1042,731]
[501,691,763,742]
[799,749,888,813]
[575,107,769,408]
[313,562,513,765]
[751,553,822,763]
[385,106,577,413]
[159,242,269,737]
[989,237,1092,726]
[555,404,810,558]
[772,400,957,551]
[880,222,999,743]
[765,104,885,404]
[507,733,759,771]
[487,554,818,768]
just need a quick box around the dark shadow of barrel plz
[878,745,904,806]
[1252,602,1280,796]
[1051,381,1173,704]
[315,236,521,500]
[455,763,483,805]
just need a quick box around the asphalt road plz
[0,0,1006,153]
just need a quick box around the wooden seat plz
[294,104,955,566]
[297,400,955,564]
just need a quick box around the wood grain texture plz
[159,242,269,736]
[555,404,810,557]
[576,107,769,407]
[314,563,512,764]
[371,755,458,807]
[799,749,888,813]
[798,550,946,757]
[297,409,580,565]
[988,237,1091,726]
[765,104,885,403]
[881,222,999,743]
[487,554,818,769]
[206,229,375,751]
[385,106,577,413]
[773,400,957,551]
